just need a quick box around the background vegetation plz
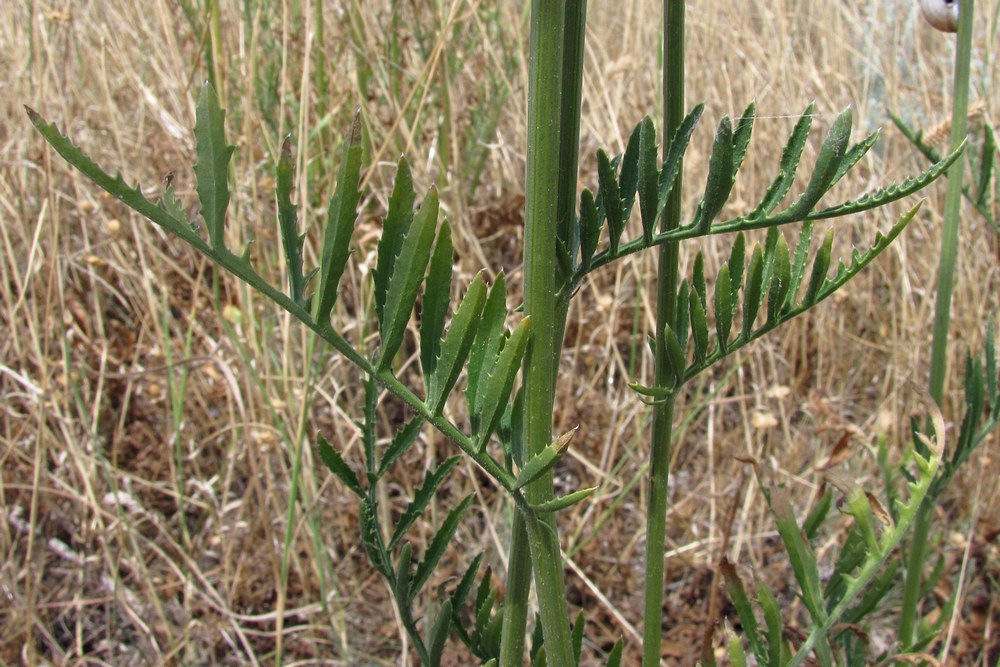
[2,0,997,664]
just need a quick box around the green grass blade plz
[194,82,236,251]
[721,558,765,664]
[313,115,363,324]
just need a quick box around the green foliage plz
[27,16,966,657]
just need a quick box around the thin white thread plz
[733,113,825,121]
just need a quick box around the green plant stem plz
[928,0,974,406]
[902,0,975,647]
[643,2,685,665]
[501,2,585,666]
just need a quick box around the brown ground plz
[2,1,998,665]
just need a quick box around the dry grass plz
[2,1,999,665]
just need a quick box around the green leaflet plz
[394,542,414,609]
[530,486,597,514]
[804,228,834,305]
[674,281,690,350]
[742,246,764,339]
[778,107,853,222]
[26,106,199,245]
[360,498,391,578]
[720,558,766,663]
[663,323,687,389]
[317,433,364,498]
[692,253,707,306]
[731,101,756,176]
[605,640,623,667]
[474,316,531,451]
[830,129,879,188]
[768,487,828,629]
[579,189,601,268]
[389,456,461,551]
[714,264,732,354]
[805,142,963,221]
[727,232,746,313]
[313,115,363,324]
[161,180,187,227]
[427,273,488,415]
[756,578,784,665]
[376,416,425,479]
[785,221,814,312]
[619,121,642,219]
[753,103,816,217]
[375,157,416,327]
[422,220,455,381]
[690,287,709,363]
[379,188,440,371]
[466,273,508,427]
[514,429,575,490]
[658,103,705,218]
[572,611,585,664]
[597,149,624,254]
[411,495,474,598]
[276,135,307,304]
[695,116,735,231]
[428,599,453,667]
[637,116,659,243]
[766,234,791,325]
[194,82,236,251]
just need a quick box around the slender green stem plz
[927,0,974,405]
[643,2,685,666]
[902,0,975,647]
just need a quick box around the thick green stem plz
[901,0,975,647]
[499,2,585,666]
[643,2,685,666]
